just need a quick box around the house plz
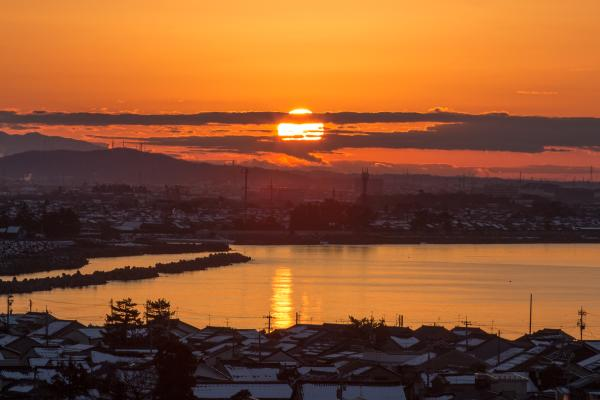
[29,320,85,341]
[293,383,407,400]
[63,327,105,345]
[193,383,292,400]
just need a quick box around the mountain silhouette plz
[0,131,104,157]
[0,148,349,188]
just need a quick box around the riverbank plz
[0,252,251,295]
[223,230,600,245]
[0,240,230,276]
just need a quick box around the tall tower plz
[243,167,249,209]
[361,168,369,204]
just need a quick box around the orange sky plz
[1,1,599,116]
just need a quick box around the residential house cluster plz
[1,313,600,399]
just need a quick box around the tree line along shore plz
[0,240,230,276]
[0,252,251,295]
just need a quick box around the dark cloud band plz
[5,110,600,159]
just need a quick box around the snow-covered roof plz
[298,366,338,376]
[391,336,420,349]
[445,375,476,385]
[90,351,146,365]
[585,341,600,352]
[205,334,232,344]
[78,328,104,340]
[456,338,486,348]
[193,383,292,399]
[30,321,73,337]
[0,334,18,346]
[32,347,63,359]
[578,353,600,371]
[492,346,547,372]
[402,352,436,366]
[299,383,406,400]
[8,384,34,393]
[512,372,540,393]
[484,347,524,366]
[224,365,280,382]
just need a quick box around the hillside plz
[0,148,351,188]
[0,131,104,156]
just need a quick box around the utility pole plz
[295,312,300,325]
[519,171,523,186]
[6,295,13,332]
[258,330,262,361]
[243,167,249,223]
[577,307,587,341]
[45,306,49,347]
[529,293,533,335]
[360,168,369,205]
[243,167,249,207]
[496,330,502,366]
[264,312,274,334]
[463,316,471,351]
[29,299,32,313]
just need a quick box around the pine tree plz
[145,298,175,343]
[153,337,196,400]
[145,298,174,325]
[104,298,143,346]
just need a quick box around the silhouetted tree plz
[47,361,92,399]
[230,389,255,400]
[348,315,387,345]
[104,298,143,346]
[538,364,566,389]
[153,337,196,400]
[42,208,80,238]
[145,298,175,343]
[14,203,39,232]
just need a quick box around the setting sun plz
[278,109,324,141]
[288,108,313,115]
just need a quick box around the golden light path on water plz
[271,267,294,329]
[7,244,600,338]
[277,108,324,141]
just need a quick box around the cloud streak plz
[91,115,600,162]
[5,110,600,161]
[0,110,525,125]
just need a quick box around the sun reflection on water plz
[270,267,294,329]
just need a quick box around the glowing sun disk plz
[289,108,313,115]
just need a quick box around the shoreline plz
[0,241,230,276]
[222,230,600,245]
[0,252,251,295]
[3,233,600,277]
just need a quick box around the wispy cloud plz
[516,90,559,96]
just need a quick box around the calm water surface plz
[7,244,600,338]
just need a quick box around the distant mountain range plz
[0,146,549,193]
[0,148,351,188]
[0,131,104,157]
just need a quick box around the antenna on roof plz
[529,293,533,335]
